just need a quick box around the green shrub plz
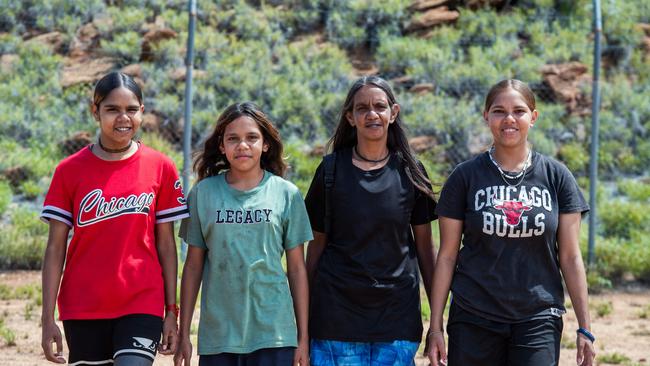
[593,300,612,317]
[0,206,48,270]
[599,200,650,239]
[597,352,630,365]
[589,234,650,283]
[617,179,650,201]
[284,142,321,195]
[558,142,589,173]
[105,6,151,34]
[0,180,11,215]
[0,325,15,347]
[325,0,410,51]
[100,31,142,65]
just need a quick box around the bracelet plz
[165,304,179,318]
[576,328,595,343]
[427,329,443,336]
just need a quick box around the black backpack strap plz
[323,152,336,236]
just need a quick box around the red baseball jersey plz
[41,144,189,320]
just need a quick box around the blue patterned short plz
[310,339,419,366]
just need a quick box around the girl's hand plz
[159,312,178,355]
[174,336,193,366]
[427,331,447,366]
[41,321,66,364]
[576,334,595,366]
[293,338,309,366]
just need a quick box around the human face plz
[92,87,144,149]
[219,116,268,175]
[346,86,400,144]
[483,88,538,150]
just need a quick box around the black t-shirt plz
[436,151,589,322]
[304,148,437,342]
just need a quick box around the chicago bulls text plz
[475,185,552,237]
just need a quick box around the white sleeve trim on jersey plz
[155,204,190,224]
[40,206,73,228]
[156,205,188,216]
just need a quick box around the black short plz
[446,302,563,366]
[63,314,163,366]
[199,347,295,366]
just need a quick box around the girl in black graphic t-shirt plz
[305,76,437,365]
[427,79,595,366]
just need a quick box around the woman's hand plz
[576,334,595,366]
[293,338,310,366]
[41,320,66,364]
[427,331,447,366]
[174,336,193,366]
[159,312,178,355]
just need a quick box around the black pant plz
[199,347,295,366]
[63,314,162,366]
[447,302,563,366]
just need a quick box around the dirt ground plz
[1,271,649,366]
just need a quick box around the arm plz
[305,231,327,289]
[41,220,70,364]
[174,245,205,366]
[413,223,436,303]
[155,222,178,355]
[558,212,595,366]
[427,216,463,366]
[286,244,309,366]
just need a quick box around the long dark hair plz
[194,102,287,181]
[328,76,435,199]
[93,72,143,107]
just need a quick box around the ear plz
[262,142,269,153]
[219,140,225,154]
[483,110,489,124]
[389,104,400,124]
[530,109,539,127]
[140,104,145,113]
[346,111,355,127]
[91,103,99,121]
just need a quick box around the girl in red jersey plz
[40,72,189,366]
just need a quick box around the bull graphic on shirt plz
[492,196,533,226]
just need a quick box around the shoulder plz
[138,144,176,166]
[193,174,224,192]
[267,173,301,195]
[54,146,92,173]
[533,153,574,178]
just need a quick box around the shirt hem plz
[198,340,298,355]
[59,309,163,321]
[452,297,565,324]
[309,333,422,343]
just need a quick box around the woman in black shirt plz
[427,79,595,366]
[305,76,437,365]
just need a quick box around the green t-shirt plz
[179,171,313,354]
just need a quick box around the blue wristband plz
[576,328,595,343]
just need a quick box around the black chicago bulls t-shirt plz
[436,151,588,322]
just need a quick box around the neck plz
[92,139,138,161]
[491,144,529,171]
[226,168,265,191]
[355,141,389,161]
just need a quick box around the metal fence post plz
[588,0,602,268]
[181,0,197,261]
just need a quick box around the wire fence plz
[3,1,650,272]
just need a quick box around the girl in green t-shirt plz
[175,102,312,366]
